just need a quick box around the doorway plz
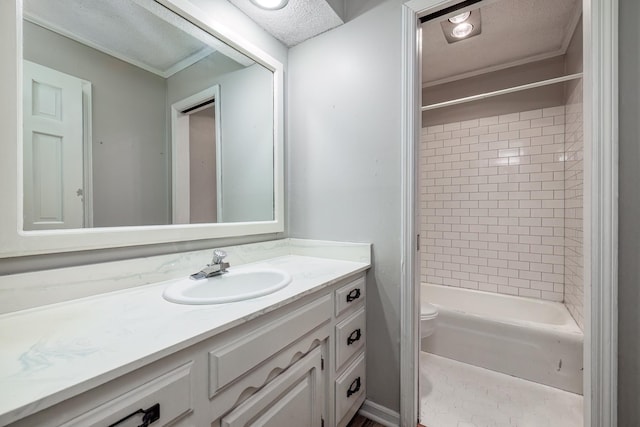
[399,0,618,426]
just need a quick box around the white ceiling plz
[422,0,582,86]
[23,0,253,78]
[227,0,344,47]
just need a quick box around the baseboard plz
[358,399,400,427]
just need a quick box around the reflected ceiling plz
[23,0,254,77]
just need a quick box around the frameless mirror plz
[22,0,275,231]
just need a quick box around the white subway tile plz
[469,126,489,136]
[509,120,531,131]
[452,129,470,138]
[476,133,498,145]
[443,122,461,131]
[460,119,480,129]
[479,116,500,126]
[427,124,444,134]
[520,109,543,120]
[542,125,565,136]
[499,112,520,123]
[519,127,542,138]
[419,105,576,304]
[543,105,565,117]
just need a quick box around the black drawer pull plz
[346,288,361,302]
[347,328,362,345]
[347,377,361,398]
[108,403,160,427]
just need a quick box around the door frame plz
[170,85,223,224]
[81,80,93,227]
[399,0,619,426]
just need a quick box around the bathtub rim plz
[421,282,583,336]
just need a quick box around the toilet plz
[420,301,438,339]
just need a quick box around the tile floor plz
[420,352,583,427]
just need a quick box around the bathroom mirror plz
[0,0,284,256]
[22,0,274,230]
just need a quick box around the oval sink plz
[162,268,292,305]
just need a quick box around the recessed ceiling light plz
[448,11,471,24]
[451,22,474,38]
[250,0,289,10]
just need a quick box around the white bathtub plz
[421,283,583,394]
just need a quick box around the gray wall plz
[618,0,639,422]
[217,64,274,222]
[288,0,404,412]
[23,21,169,227]
[422,56,566,126]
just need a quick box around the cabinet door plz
[221,346,323,427]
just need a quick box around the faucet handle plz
[211,249,227,264]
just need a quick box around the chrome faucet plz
[190,249,230,280]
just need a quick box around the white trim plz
[422,73,583,111]
[358,400,400,427]
[81,80,93,228]
[400,1,429,426]
[163,47,216,78]
[583,0,618,425]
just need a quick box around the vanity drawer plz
[57,363,193,427]
[335,275,365,317]
[335,352,366,427]
[335,307,366,372]
[209,295,332,396]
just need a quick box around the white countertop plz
[0,254,369,426]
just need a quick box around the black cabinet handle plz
[346,288,361,302]
[347,328,362,345]
[347,377,361,398]
[108,403,160,427]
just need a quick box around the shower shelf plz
[421,72,583,111]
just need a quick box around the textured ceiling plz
[422,0,581,85]
[227,0,344,47]
[23,0,253,78]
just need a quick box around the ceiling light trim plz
[451,22,474,38]
[448,11,471,24]
[249,0,289,10]
[440,8,481,43]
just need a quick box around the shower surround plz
[420,101,583,310]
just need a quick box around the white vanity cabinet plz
[331,276,367,427]
[6,272,367,427]
[220,346,324,427]
[7,352,199,427]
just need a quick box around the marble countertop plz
[0,254,369,426]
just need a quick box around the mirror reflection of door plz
[171,85,222,224]
[188,102,218,224]
[22,60,92,230]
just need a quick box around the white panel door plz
[23,60,84,230]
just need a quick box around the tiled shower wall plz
[419,106,567,301]
[563,79,584,329]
